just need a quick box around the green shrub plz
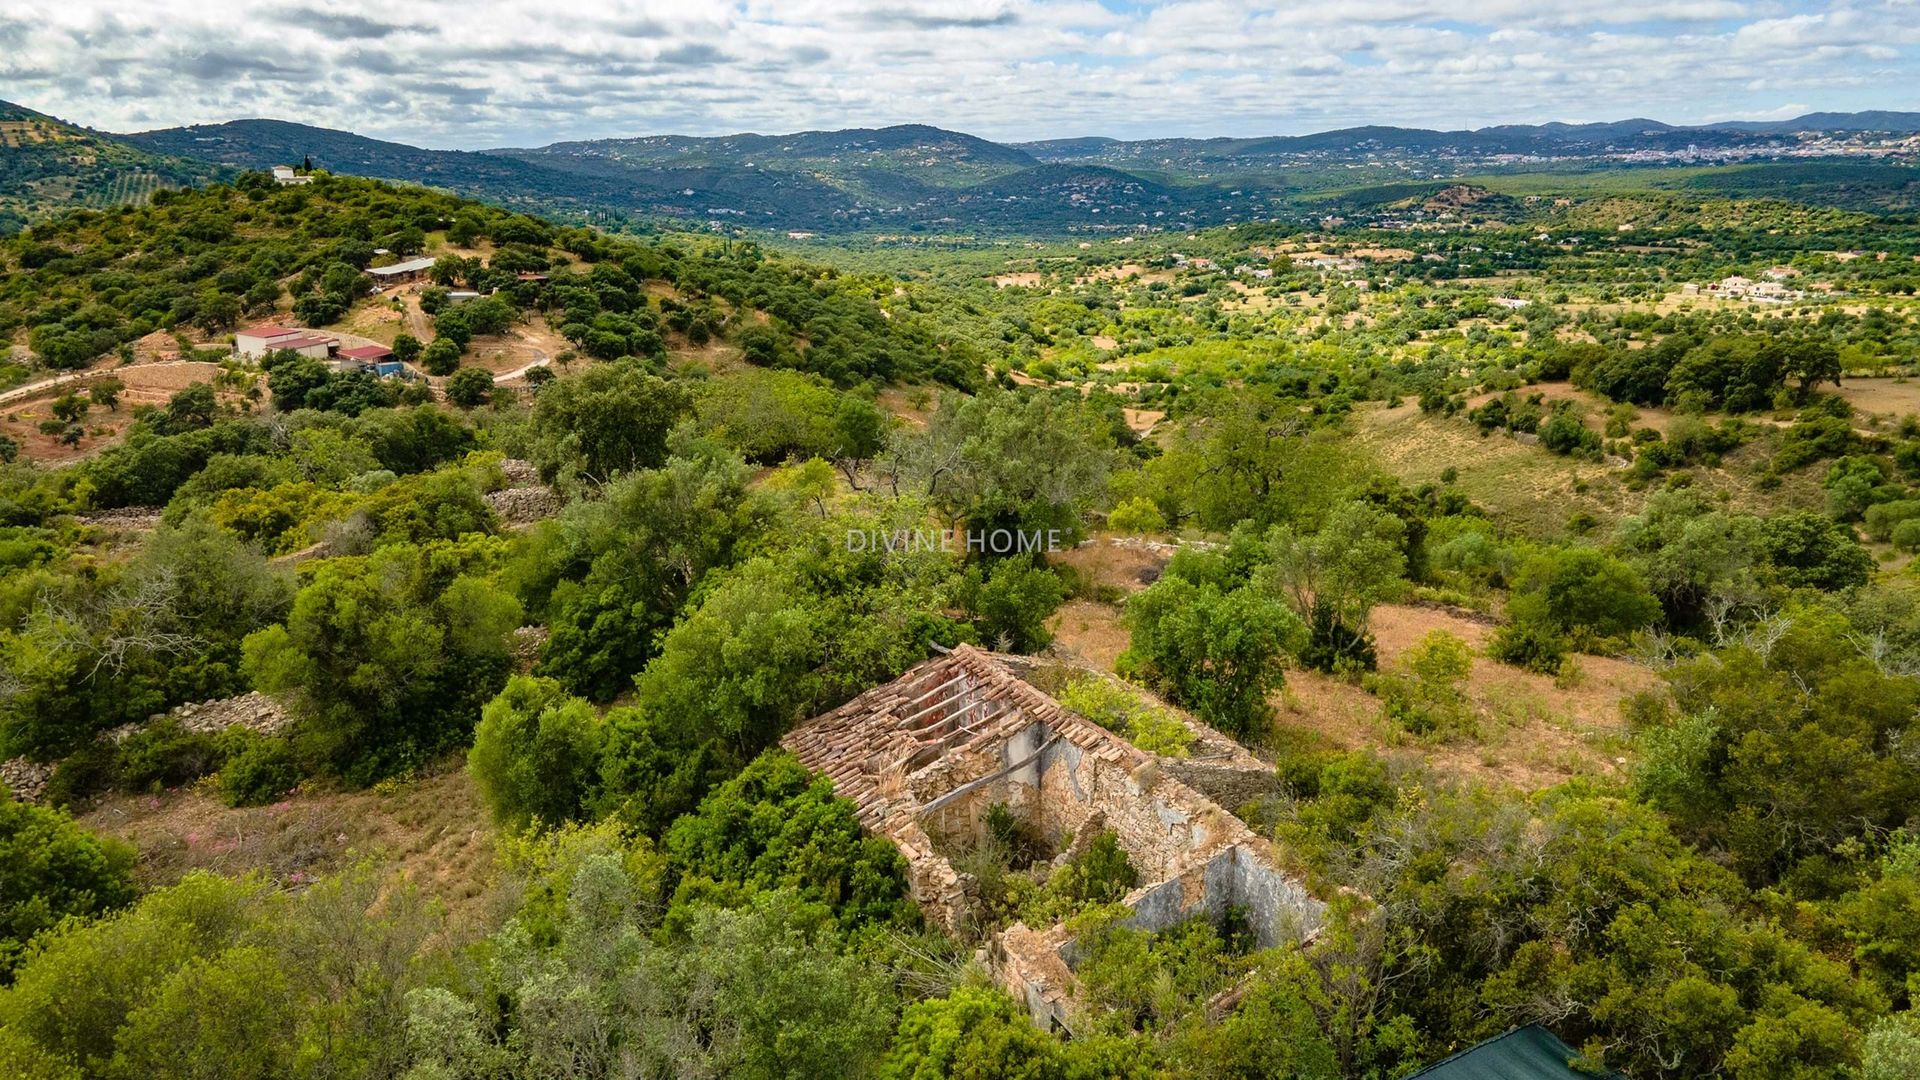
[1107,495,1167,534]
[964,559,1067,654]
[215,734,301,807]
[1488,619,1570,674]
[1368,630,1477,740]
[469,675,606,831]
[1063,831,1138,904]
[113,719,227,793]
[1539,402,1601,456]
[1119,575,1302,739]
[0,790,136,980]
[1865,500,1920,543]
[1299,603,1378,674]
[1894,519,1920,555]
[1057,676,1195,757]
[41,742,119,807]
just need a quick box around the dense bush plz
[1119,572,1302,738]
[244,539,521,784]
[0,791,135,981]
[214,733,300,808]
[468,675,605,831]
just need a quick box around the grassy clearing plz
[79,760,501,932]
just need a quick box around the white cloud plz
[0,0,1913,145]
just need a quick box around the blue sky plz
[1,0,1915,148]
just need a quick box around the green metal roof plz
[1409,1025,1625,1080]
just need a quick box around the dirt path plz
[492,342,550,384]
[0,360,230,406]
[402,293,432,342]
[0,367,99,405]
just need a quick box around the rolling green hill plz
[0,100,226,234]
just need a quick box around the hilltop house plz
[330,344,394,374]
[270,166,311,186]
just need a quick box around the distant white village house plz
[271,165,312,187]
[1685,275,1807,304]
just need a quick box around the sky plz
[1,0,1917,149]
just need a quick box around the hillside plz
[0,100,226,234]
[503,123,1039,196]
[122,118,694,218]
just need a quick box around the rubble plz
[498,458,542,487]
[486,486,563,524]
[72,507,165,531]
[1,757,52,802]
[106,691,291,744]
[511,625,550,671]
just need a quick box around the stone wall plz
[0,757,51,801]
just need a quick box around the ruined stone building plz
[781,643,1325,1029]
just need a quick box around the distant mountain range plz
[4,101,1917,234]
[1014,114,1920,170]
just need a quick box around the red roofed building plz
[234,325,336,360]
[332,344,395,373]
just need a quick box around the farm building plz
[233,325,336,360]
[364,256,436,284]
[270,165,311,186]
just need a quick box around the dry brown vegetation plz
[1048,538,1658,792]
[79,762,501,931]
[1278,603,1655,791]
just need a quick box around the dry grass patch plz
[1046,599,1131,672]
[1270,603,1657,791]
[80,762,500,932]
[1051,535,1170,595]
[1834,377,1920,420]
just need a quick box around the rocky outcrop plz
[73,507,165,531]
[498,458,541,487]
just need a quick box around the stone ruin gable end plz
[780,644,1327,1024]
